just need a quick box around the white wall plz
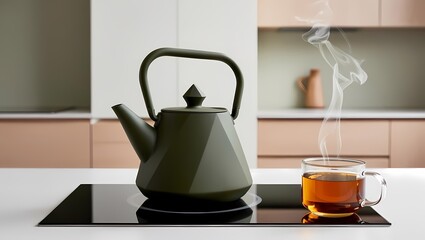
[91,0,258,167]
[178,0,258,167]
[91,0,178,118]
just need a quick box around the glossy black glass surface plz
[38,184,391,226]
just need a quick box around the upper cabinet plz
[258,0,379,28]
[259,0,425,28]
[0,0,90,110]
[381,0,425,27]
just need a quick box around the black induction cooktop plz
[38,184,390,227]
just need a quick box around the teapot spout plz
[112,104,155,162]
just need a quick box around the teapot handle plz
[139,47,243,121]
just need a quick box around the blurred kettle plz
[297,68,324,108]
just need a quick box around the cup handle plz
[362,171,387,207]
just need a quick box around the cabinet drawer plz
[92,119,153,142]
[390,120,425,168]
[258,120,390,156]
[92,142,139,168]
[258,157,389,168]
[92,120,129,142]
[0,120,90,168]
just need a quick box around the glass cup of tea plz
[301,158,387,218]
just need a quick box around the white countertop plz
[258,108,425,119]
[0,168,424,240]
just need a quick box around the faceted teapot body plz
[136,111,252,202]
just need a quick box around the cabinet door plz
[390,120,425,167]
[91,0,178,119]
[258,120,390,156]
[0,120,90,168]
[381,0,425,27]
[178,0,258,168]
[258,0,379,28]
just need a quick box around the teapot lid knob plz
[183,84,206,107]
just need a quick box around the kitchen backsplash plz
[258,29,425,110]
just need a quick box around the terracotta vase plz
[297,69,324,108]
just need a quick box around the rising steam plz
[297,0,368,159]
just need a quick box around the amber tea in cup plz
[301,158,386,218]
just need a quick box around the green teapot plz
[112,48,252,202]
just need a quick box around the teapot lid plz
[161,84,227,114]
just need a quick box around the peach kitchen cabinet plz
[390,120,425,167]
[258,119,390,168]
[0,120,90,167]
[91,120,139,168]
[91,120,153,168]
[381,0,425,27]
[258,0,380,28]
